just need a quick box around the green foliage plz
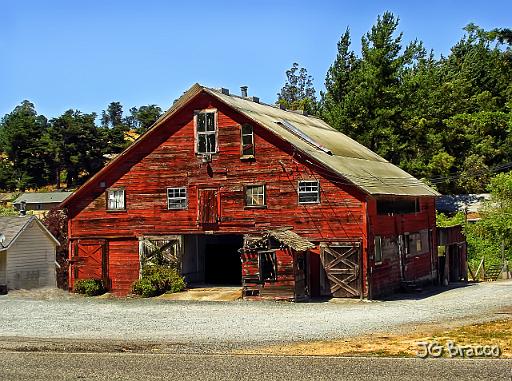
[131,265,186,297]
[436,211,464,227]
[73,279,105,296]
[0,99,163,190]
[320,13,512,194]
[0,205,18,216]
[465,171,512,267]
[0,101,54,189]
[277,63,318,114]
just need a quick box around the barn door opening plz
[320,243,361,298]
[198,188,218,225]
[201,234,243,285]
[72,240,107,286]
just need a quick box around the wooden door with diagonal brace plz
[71,240,107,283]
[320,243,361,297]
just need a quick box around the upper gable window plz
[107,188,125,210]
[298,180,320,204]
[241,124,255,158]
[195,110,217,154]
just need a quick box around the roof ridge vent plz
[220,88,230,95]
[250,96,259,103]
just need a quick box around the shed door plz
[198,188,218,225]
[72,240,107,283]
[320,243,361,297]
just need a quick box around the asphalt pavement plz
[1,352,511,381]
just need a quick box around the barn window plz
[259,251,277,281]
[377,198,419,215]
[298,180,320,204]
[241,124,255,158]
[195,110,217,154]
[245,184,265,207]
[167,187,187,210]
[107,188,125,210]
[374,236,382,264]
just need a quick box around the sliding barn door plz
[320,243,361,297]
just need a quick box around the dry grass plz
[238,318,512,358]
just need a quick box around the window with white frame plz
[167,187,187,210]
[195,110,217,154]
[241,124,255,157]
[107,188,125,210]
[298,180,320,204]
[374,236,382,264]
[245,184,265,207]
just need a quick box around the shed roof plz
[244,228,315,252]
[0,216,59,250]
[13,192,73,205]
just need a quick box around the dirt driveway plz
[0,280,511,351]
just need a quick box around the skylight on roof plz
[277,120,332,155]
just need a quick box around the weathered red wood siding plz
[108,239,139,295]
[67,93,368,295]
[367,197,437,297]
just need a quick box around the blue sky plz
[1,1,511,119]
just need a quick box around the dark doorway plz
[203,235,243,285]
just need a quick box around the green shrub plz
[132,278,159,297]
[131,265,186,297]
[74,279,105,296]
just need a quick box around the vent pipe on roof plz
[240,86,248,97]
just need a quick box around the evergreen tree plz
[277,63,318,114]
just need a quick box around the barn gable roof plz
[61,83,438,209]
[0,216,60,250]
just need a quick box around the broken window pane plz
[206,112,215,131]
[259,252,276,281]
[241,124,255,157]
[196,111,217,154]
[298,181,320,204]
[197,113,206,132]
[167,187,187,209]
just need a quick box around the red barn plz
[61,84,439,299]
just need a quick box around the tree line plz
[0,101,162,190]
[278,12,512,194]
[2,12,511,194]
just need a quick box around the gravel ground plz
[0,280,511,350]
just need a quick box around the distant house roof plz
[61,84,438,209]
[436,194,491,221]
[0,216,59,250]
[13,192,73,206]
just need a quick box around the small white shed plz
[0,216,59,292]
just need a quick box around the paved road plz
[0,281,511,349]
[1,352,510,381]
